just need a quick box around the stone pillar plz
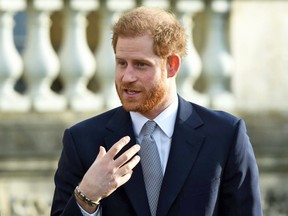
[176,0,208,106]
[95,0,135,109]
[59,0,101,112]
[201,0,234,110]
[0,0,30,112]
[23,0,66,112]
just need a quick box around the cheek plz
[142,77,158,89]
[145,70,163,83]
[115,71,122,82]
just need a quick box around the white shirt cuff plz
[77,202,100,216]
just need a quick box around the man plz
[51,6,262,216]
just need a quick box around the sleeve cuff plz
[77,202,100,216]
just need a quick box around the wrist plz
[74,186,100,214]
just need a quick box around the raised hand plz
[76,136,141,212]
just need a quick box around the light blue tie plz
[139,120,163,216]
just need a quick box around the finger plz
[106,136,131,159]
[99,146,106,156]
[114,144,140,168]
[95,146,106,161]
[116,155,140,177]
[117,170,134,187]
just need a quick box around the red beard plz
[116,81,166,113]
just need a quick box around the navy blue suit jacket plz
[51,96,262,216]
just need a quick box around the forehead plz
[115,35,158,59]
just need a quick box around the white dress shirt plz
[130,98,178,174]
[79,98,179,216]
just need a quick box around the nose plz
[122,66,136,83]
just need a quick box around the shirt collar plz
[130,97,178,138]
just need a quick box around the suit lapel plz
[157,97,205,216]
[104,108,150,216]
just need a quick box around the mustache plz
[119,83,142,91]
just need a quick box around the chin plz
[122,102,148,113]
[121,100,139,112]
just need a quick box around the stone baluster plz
[201,0,234,110]
[95,0,135,109]
[141,0,169,8]
[22,0,66,112]
[59,0,101,112]
[176,0,208,106]
[0,0,30,112]
[59,0,102,112]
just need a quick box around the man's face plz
[115,35,169,118]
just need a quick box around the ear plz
[167,54,181,78]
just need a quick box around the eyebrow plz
[115,56,153,62]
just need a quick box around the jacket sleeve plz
[51,129,86,216]
[219,119,263,216]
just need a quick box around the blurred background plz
[0,0,288,215]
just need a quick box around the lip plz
[123,89,141,98]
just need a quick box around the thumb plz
[97,146,106,159]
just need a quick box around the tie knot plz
[142,120,157,136]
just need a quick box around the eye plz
[116,59,127,68]
[135,62,148,69]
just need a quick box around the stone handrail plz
[0,0,234,112]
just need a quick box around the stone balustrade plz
[0,0,235,113]
[1,0,288,215]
